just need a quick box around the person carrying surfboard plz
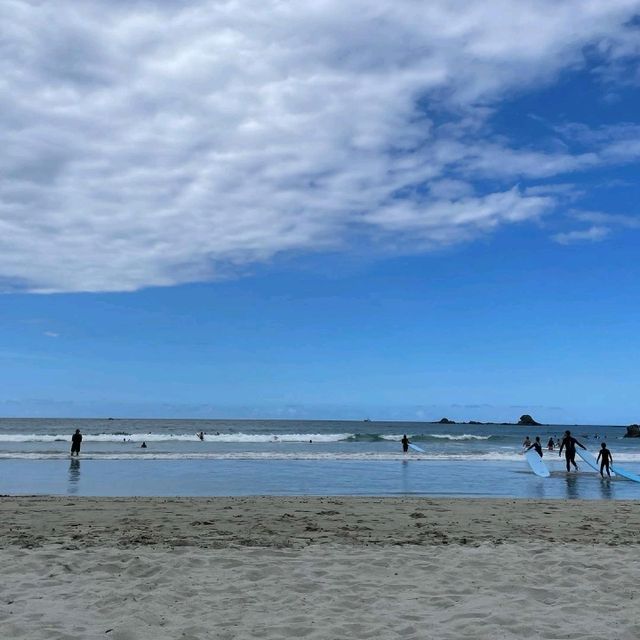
[526,436,543,458]
[596,442,613,478]
[401,434,409,453]
[558,430,586,472]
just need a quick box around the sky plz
[1,0,640,424]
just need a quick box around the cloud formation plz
[2,0,640,292]
[552,208,640,243]
[552,226,611,245]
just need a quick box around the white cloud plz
[552,226,611,244]
[43,331,59,338]
[570,210,640,227]
[1,0,640,292]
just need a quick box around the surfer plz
[141,441,147,448]
[401,434,409,453]
[197,431,204,441]
[558,430,586,472]
[526,436,543,458]
[597,442,613,478]
[547,437,555,451]
[522,436,531,449]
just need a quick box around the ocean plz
[1,418,638,498]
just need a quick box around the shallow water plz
[1,418,638,498]
[0,458,636,500]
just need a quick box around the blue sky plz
[1,1,640,423]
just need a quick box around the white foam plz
[381,433,492,441]
[428,434,492,441]
[0,432,354,443]
[3,451,640,462]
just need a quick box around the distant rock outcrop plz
[518,414,541,427]
[624,424,640,438]
[438,417,456,424]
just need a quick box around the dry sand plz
[1,497,639,639]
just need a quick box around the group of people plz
[523,430,613,477]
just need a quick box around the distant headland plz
[428,415,639,431]
[432,414,542,427]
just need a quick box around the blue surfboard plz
[524,450,550,477]
[408,443,425,453]
[610,465,640,483]
[575,449,615,476]
[576,449,618,477]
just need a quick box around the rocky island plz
[624,424,640,438]
[517,414,541,426]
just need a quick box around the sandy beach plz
[2,497,639,639]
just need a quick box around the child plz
[596,442,613,478]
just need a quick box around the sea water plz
[0,418,638,498]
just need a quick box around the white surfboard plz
[524,449,550,477]
[408,443,425,453]
[576,449,616,477]
[610,465,640,483]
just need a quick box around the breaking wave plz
[3,451,640,462]
[0,432,354,443]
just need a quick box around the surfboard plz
[576,449,616,477]
[610,465,640,483]
[195,432,204,441]
[524,449,550,477]
[408,443,425,453]
[576,448,603,472]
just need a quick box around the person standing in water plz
[522,436,531,449]
[401,434,409,453]
[526,436,543,457]
[70,429,82,456]
[547,437,555,451]
[558,430,586,472]
[597,442,613,478]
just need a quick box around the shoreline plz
[2,496,639,548]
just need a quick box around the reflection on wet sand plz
[599,477,613,499]
[68,458,80,494]
[564,472,578,499]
